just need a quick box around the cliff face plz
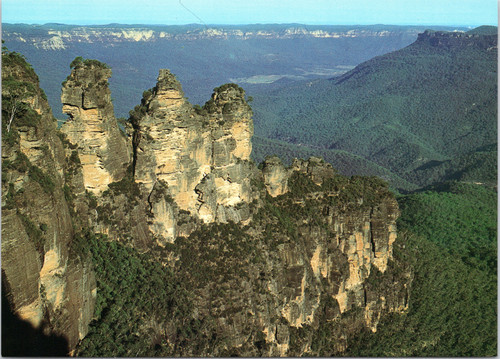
[155,162,410,357]
[2,24,426,49]
[3,53,411,356]
[1,51,96,350]
[131,71,254,240]
[259,160,406,347]
[416,29,498,50]
[60,59,130,194]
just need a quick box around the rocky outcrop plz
[1,50,96,351]
[131,71,254,236]
[262,156,336,197]
[291,157,336,185]
[261,163,406,347]
[60,58,130,194]
[3,52,411,357]
[416,29,498,50]
[160,166,410,357]
[262,156,289,197]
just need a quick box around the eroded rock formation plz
[60,59,130,194]
[131,71,254,233]
[2,54,411,356]
[1,52,96,350]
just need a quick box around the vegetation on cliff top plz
[2,46,45,141]
[69,56,111,70]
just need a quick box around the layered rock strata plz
[132,70,254,232]
[258,157,406,337]
[3,54,411,356]
[165,161,410,357]
[1,52,96,350]
[60,59,130,194]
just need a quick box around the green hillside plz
[399,181,497,273]
[252,27,497,188]
[251,136,417,191]
[467,25,498,35]
[407,144,497,187]
[345,181,497,356]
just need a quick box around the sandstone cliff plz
[1,50,96,351]
[130,71,254,240]
[134,162,411,357]
[416,29,498,50]
[2,24,426,49]
[60,58,130,194]
[2,53,411,357]
[251,159,408,355]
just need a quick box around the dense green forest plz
[251,27,497,189]
[345,181,497,356]
[399,182,497,273]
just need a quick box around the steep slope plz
[2,52,412,356]
[130,73,254,226]
[1,48,96,352]
[75,161,410,357]
[252,27,497,189]
[60,57,131,193]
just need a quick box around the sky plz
[1,0,498,26]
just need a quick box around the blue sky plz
[2,0,497,26]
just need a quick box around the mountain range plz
[2,23,465,119]
[252,26,497,190]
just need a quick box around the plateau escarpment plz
[415,28,498,49]
[2,24,430,48]
[2,52,411,357]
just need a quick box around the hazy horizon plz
[2,0,497,27]
[2,22,490,28]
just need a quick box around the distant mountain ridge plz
[252,26,497,189]
[2,23,464,119]
[3,23,467,47]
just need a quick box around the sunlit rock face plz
[2,54,96,350]
[2,51,411,356]
[132,70,254,227]
[60,60,130,194]
[262,156,289,197]
[256,159,407,354]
